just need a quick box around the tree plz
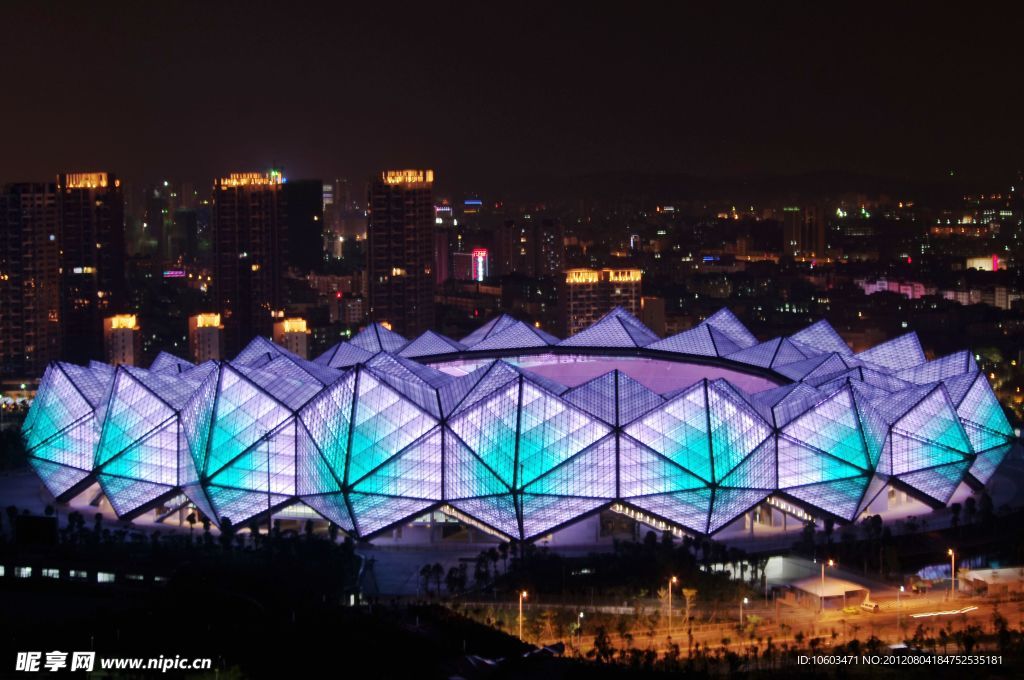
[591,626,615,663]
[486,547,500,578]
[431,562,444,596]
[219,516,235,550]
[799,521,816,555]
[474,554,490,586]
[248,519,261,547]
[186,512,197,540]
[615,614,631,647]
[498,541,509,574]
[682,588,697,625]
[979,492,994,526]
[419,565,432,596]
[823,517,835,548]
[950,502,961,533]
[963,496,977,526]
[446,566,461,596]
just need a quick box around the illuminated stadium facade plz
[22,308,1016,542]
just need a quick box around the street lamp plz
[948,548,956,599]
[519,591,527,640]
[820,559,834,614]
[668,576,677,637]
[577,612,584,649]
[897,585,904,635]
[740,597,749,625]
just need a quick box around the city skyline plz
[4,5,1024,676]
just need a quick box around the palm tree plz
[474,554,490,586]
[431,562,444,596]
[186,512,197,540]
[419,564,432,597]
[487,547,500,577]
[446,566,461,595]
[498,541,510,574]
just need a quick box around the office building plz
[57,172,127,364]
[495,215,565,278]
[639,296,666,336]
[282,179,325,273]
[0,183,61,378]
[367,169,435,336]
[272,317,310,358]
[451,248,488,281]
[559,268,642,336]
[211,171,288,354]
[103,314,142,366]
[188,313,224,362]
[782,205,824,258]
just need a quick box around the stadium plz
[21,307,1016,544]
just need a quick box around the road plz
[527,590,1021,655]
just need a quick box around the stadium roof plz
[22,307,1016,540]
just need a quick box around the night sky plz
[2,3,1022,193]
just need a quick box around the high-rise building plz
[451,248,489,281]
[367,169,435,336]
[57,172,126,364]
[495,215,565,278]
[282,179,325,273]
[170,208,199,265]
[639,296,666,336]
[189,313,224,362]
[0,183,61,378]
[781,205,824,258]
[211,171,288,354]
[559,268,642,336]
[272,317,310,358]
[324,177,366,239]
[103,314,142,366]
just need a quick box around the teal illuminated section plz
[624,382,714,483]
[956,374,1014,453]
[447,381,519,486]
[22,310,1018,539]
[346,371,435,485]
[22,362,111,498]
[707,381,772,483]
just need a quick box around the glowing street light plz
[668,576,678,637]
[740,596,749,625]
[820,559,835,614]
[898,585,905,634]
[519,591,528,640]
[577,612,584,648]
[948,549,956,599]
